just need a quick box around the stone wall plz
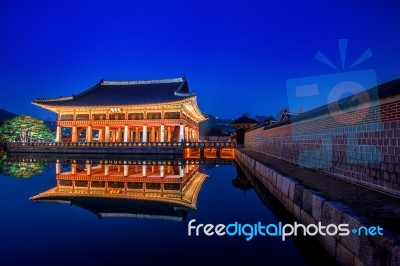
[245,87,400,196]
[235,149,400,266]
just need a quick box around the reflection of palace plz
[31,161,207,221]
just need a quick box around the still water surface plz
[0,156,334,265]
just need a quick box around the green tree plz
[0,115,55,142]
[0,149,7,174]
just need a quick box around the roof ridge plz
[174,78,195,96]
[101,77,184,85]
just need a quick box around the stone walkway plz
[237,148,400,237]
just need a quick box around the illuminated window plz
[128,113,144,120]
[76,114,89,121]
[164,112,180,119]
[147,112,161,119]
[93,114,106,120]
[60,114,74,121]
[109,113,125,120]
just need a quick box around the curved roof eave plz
[32,96,197,113]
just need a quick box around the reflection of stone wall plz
[245,94,400,196]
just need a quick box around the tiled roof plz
[33,76,194,106]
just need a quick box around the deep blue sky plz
[1,0,399,120]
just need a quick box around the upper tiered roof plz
[33,76,195,107]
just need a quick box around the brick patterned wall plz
[245,96,400,196]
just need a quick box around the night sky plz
[1,0,399,120]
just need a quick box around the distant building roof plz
[33,76,194,107]
[280,111,299,121]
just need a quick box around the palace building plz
[33,76,207,143]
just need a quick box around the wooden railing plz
[7,141,236,148]
[184,142,236,148]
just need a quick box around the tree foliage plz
[0,115,55,142]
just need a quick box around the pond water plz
[0,155,335,265]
